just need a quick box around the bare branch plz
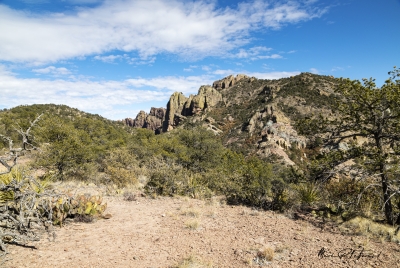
[0,114,42,174]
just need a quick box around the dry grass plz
[205,209,217,218]
[174,255,212,268]
[256,247,274,262]
[181,208,201,218]
[185,219,200,230]
[241,208,260,216]
[254,247,275,265]
[339,216,400,243]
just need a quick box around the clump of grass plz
[185,219,200,230]
[181,208,200,218]
[205,209,217,218]
[175,255,212,268]
[205,196,220,207]
[339,216,400,243]
[256,247,274,262]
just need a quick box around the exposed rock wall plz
[163,92,188,132]
[163,86,222,132]
[212,74,249,90]
[124,107,165,131]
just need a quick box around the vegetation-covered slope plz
[2,69,400,228]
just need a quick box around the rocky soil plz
[4,194,400,268]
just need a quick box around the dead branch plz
[0,114,42,175]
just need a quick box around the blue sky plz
[0,0,399,120]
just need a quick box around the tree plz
[0,114,42,174]
[300,67,400,225]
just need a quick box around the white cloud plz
[0,64,214,119]
[245,71,300,79]
[231,46,274,59]
[65,0,104,4]
[331,66,345,72]
[258,54,283,59]
[0,0,327,64]
[93,54,155,65]
[212,69,299,80]
[19,0,49,3]
[93,54,123,63]
[32,66,71,76]
[213,69,236,76]
[0,63,300,119]
[310,68,319,74]
[183,65,198,72]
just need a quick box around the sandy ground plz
[4,194,400,268]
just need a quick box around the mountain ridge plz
[123,72,340,166]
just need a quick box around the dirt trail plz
[5,195,400,268]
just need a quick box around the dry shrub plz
[322,178,381,220]
[181,208,200,218]
[339,216,400,243]
[257,247,274,262]
[185,219,200,230]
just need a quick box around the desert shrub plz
[270,179,297,212]
[145,160,213,199]
[222,155,277,209]
[321,178,381,220]
[145,160,186,196]
[0,168,107,258]
[101,148,139,187]
[31,112,129,182]
[339,217,400,243]
[295,182,320,206]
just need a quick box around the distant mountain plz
[124,73,340,166]
[0,104,129,151]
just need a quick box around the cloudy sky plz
[0,0,399,120]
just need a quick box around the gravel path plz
[5,195,400,267]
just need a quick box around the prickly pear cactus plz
[66,194,107,219]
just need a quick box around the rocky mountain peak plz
[125,73,340,167]
[212,74,250,90]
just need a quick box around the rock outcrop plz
[124,107,165,131]
[124,72,340,167]
[163,86,222,132]
[163,92,188,132]
[212,74,249,90]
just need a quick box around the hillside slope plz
[125,73,340,166]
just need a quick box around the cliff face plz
[125,72,339,166]
[162,85,223,132]
[124,107,166,132]
[212,74,250,90]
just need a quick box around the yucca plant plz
[295,182,320,206]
